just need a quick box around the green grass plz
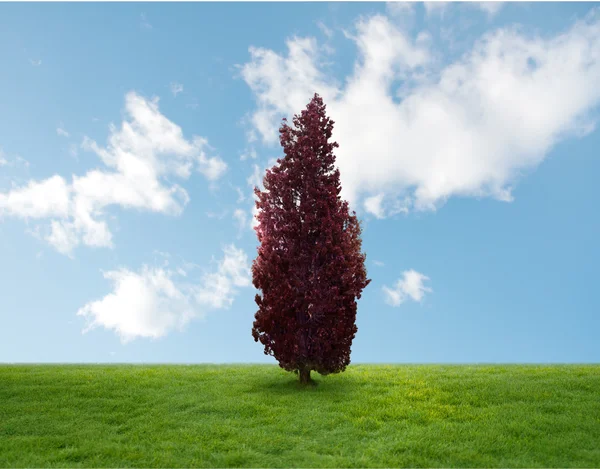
[1,364,599,467]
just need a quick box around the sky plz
[0,1,599,364]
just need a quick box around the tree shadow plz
[244,371,363,401]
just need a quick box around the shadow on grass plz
[244,371,364,400]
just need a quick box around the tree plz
[251,93,371,384]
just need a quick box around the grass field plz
[1,364,599,467]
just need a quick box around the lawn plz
[1,364,599,467]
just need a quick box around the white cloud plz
[241,36,340,144]
[194,245,251,309]
[475,2,504,18]
[244,157,279,231]
[386,2,417,30]
[250,203,260,230]
[240,147,257,161]
[170,82,184,97]
[0,150,30,169]
[140,13,152,30]
[364,193,411,218]
[68,143,79,159]
[78,266,194,343]
[0,92,227,255]
[364,193,385,219]
[246,157,277,192]
[423,2,450,17]
[192,137,228,180]
[186,98,199,110]
[383,269,432,306]
[247,163,263,189]
[233,207,246,223]
[386,2,416,19]
[424,2,504,19]
[29,59,42,67]
[152,249,172,267]
[232,208,248,236]
[317,21,334,39]
[240,10,600,214]
[56,126,70,138]
[16,156,30,168]
[206,209,228,220]
[47,220,80,257]
[77,244,250,343]
[0,175,71,219]
[234,186,246,203]
[373,260,385,267]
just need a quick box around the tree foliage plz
[251,94,371,383]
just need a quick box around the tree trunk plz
[299,367,311,384]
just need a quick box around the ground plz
[1,364,599,467]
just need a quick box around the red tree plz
[251,94,371,384]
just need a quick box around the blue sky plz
[0,1,599,364]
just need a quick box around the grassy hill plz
[1,364,599,467]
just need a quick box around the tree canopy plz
[251,93,371,384]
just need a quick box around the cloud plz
[170,82,184,97]
[247,163,263,190]
[240,9,600,216]
[56,126,70,138]
[364,193,385,219]
[232,208,248,236]
[29,59,42,66]
[317,21,334,39]
[234,186,246,203]
[250,203,260,230]
[68,143,79,159]
[186,98,199,110]
[140,13,152,30]
[194,245,252,309]
[78,266,193,343]
[373,260,385,267]
[425,2,504,19]
[386,2,415,17]
[77,244,250,343]
[241,36,341,144]
[0,92,227,255]
[0,176,71,219]
[206,209,228,220]
[0,149,30,169]
[240,147,257,161]
[475,2,504,18]
[423,2,450,17]
[245,157,278,231]
[385,2,417,29]
[383,269,432,306]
